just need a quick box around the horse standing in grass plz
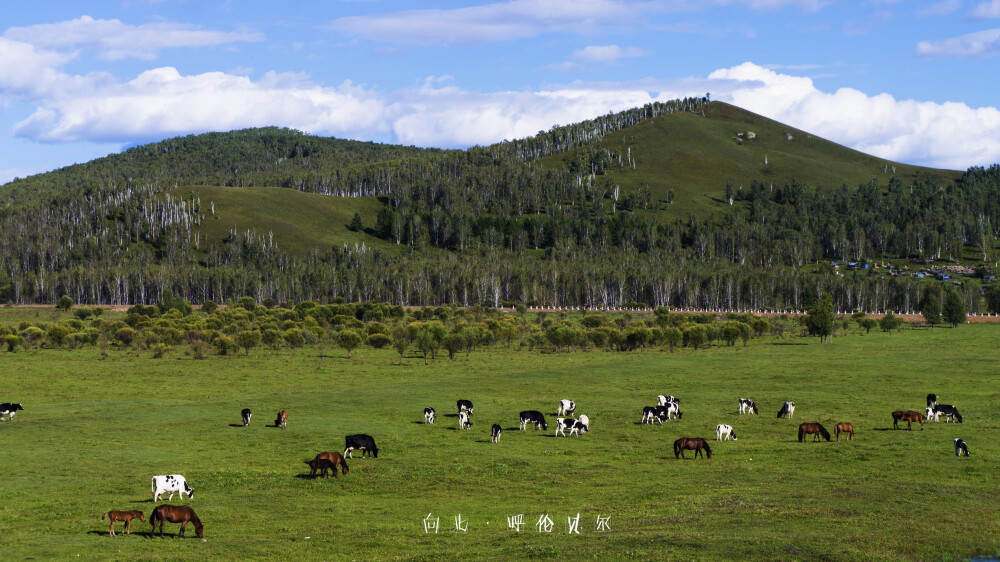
[835,422,854,441]
[798,423,831,442]
[892,410,924,430]
[673,437,712,459]
[309,451,349,477]
[149,505,203,539]
[102,510,145,536]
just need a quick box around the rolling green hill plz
[542,102,962,219]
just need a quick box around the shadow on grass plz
[228,423,246,428]
[443,413,459,418]
[294,473,338,480]
[772,342,808,346]
[131,498,154,503]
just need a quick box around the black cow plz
[954,438,970,457]
[926,393,938,408]
[933,404,963,423]
[641,406,669,425]
[241,408,252,427]
[0,403,23,422]
[519,410,547,430]
[491,424,502,443]
[344,434,379,459]
[457,400,474,415]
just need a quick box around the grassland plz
[1,318,998,560]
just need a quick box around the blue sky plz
[1,0,999,184]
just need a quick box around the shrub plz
[202,300,218,314]
[46,324,72,348]
[73,307,94,320]
[338,329,363,358]
[367,333,391,349]
[4,334,24,352]
[213,334,238,355]
[57,295,73,310]
[152,343,171,359]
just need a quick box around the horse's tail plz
[819,424,831,441]
[102,511,109,520]
[798,426,804,442]
[673,439,680,457]
[148,508,159,527]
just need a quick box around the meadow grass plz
[1,323,998,560]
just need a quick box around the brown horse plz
[835,422,854,441]
[673,437,712,459]
[102,510,145,536]
[313,451,349,476]
[275,409,287,429]
[892,410,924,430]
[149,505,203,539]
[798,422,831,442]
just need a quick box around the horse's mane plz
[818,424,831,441]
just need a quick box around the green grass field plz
[1,321,998,560]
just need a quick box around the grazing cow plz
[932,404,963,423]
[954,438,970,457]
[665,402,682,420]
[491,424,502,443]
[641,406,669,425]
[275,409,287,429]
[716,424,737,441]
[103,510,145,536]
[241,408,252,427]
[776,402,795,419]
[557,400,576,416]
[657,395,679,407]
[456,400,474,415]
[151,475,193,502]
[458,411,472,429]
[306,452,349,477]
[926,393,938,408]
[578,414,589,429]
[344,434,378,458]
[892,410,925,430]
[519,410,547,430]
[925,407,936,422]
[555,417,588,437]
[738,398,759,415]
[424,407,435,424]
[149,504,203,539]
[0,402,23,422]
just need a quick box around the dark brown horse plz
[275,409,287,429]
[835,422,854,441]
[305,451,350,478]
[102,510,145,536]
[798,422,831,442]
[673,437,712,459]
[892,410,924,430]
[149,505,203,539]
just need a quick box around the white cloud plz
[571,45,651,62]
[4,16,263,61]
[712,0,827,11]
[916,28,1000,58]
[971,0,1000,17]
[709,62,1000,169]
[917,0,961,16]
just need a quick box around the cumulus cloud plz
[917,0,961,17]
[709,62,1000,169]
[916,28,1000,58]
[4,16,262,60]
[971,0,1000,18]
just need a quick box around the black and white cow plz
[933,404,963,423]
[777,401,795,419]
[738,398,758,415]
[458,411,472,429]
[641,406,669,425]
[241,408,252,427]
[665,402,682,420]
[457,400,474,415]
[519,410,547,430]
[954,438,970,457]
[926,393,938,408]
[0,403,23,422]
[152,475,193,502]
[555,416,589,437]
[657,395,679,407]
[344,434,379,458]
[716,424,737,441]
[424,407,435,424]
[491,424,502,443]
[557,400,576,416]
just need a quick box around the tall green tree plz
[921,292,941,329]
[806,293,834,343]
[942,290,966,327]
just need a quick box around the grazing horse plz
[798,422,831,442]
[892,410,925,430]
[103,510,145,536]
[954,438,970,457]
[149,505,203,539]
[835,422,854,441]
[306,451,349,477]
[673,437,712,459]
[275,409,287,429]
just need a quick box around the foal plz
[103,510,145,536]
[835,422,854,441]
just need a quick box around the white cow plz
[555,417,588,437]
[152,475,193,502]
[557,399,575,416]
[458,411,472,429]
[657,395,679,407]
[716,424,737,441]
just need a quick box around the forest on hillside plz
[1,96,999,314]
